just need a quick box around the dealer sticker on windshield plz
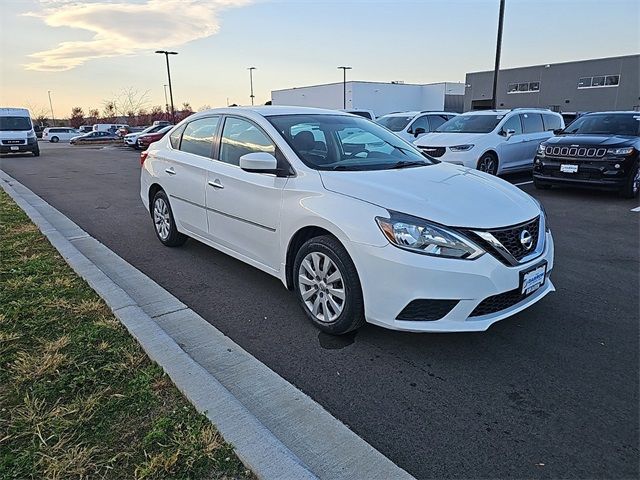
[521,263,547,296]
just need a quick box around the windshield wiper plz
[389,160,429,169]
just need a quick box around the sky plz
[1,0,638,118]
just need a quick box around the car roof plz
[193,106,354,118]
[582,111,639,115]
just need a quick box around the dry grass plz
[0,189,252,480]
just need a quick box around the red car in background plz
[137,125,172,149]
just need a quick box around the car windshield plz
[0,116,32,131]
[376,115,414,132]
[561,113,640,136]
[268,114,435,171]
[436,114,502,133]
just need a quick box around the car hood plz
[319,163,539,229]
[543,135,637,147]
[413,132,488,147]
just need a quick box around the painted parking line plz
[631,206,640,212]
[515,180,534,186]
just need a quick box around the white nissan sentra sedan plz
[140,107,554,334]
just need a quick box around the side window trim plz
[169,123,187,151]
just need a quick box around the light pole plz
[47,90,55,126]
[163,84,169,120]
[248,67,256,105]
[337,66,352,109]
[491,0,505,110]
[155,50,178,123]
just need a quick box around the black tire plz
[477,152,499,175]
[32,147,40,157]
[50,136,59,143]
[293,235,365,335]
[619,161,639,199]
[533,177,552,190]
[151,190,187,247]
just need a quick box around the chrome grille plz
[545,146,606,158]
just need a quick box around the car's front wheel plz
[620,161,640,198]
[294,235,365,335]
[477,152,499,175]
[50,136,59,143]
[151,190,187,247]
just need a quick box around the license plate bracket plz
[560,164,578,173]
[520,261,547,296]
[10,146,19,151]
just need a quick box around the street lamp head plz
[248,66,256,70]
[155,50,178,55]
[337,66,352,70]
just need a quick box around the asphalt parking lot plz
[2,142,638,479]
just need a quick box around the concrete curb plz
[1,170,414,480]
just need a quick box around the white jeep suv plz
[140,107,554,334]
[413,109,564,175]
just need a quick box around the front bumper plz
[417,146,476,168]
[349,232,555,332]
[0,141,38,154]
[533,154,637,190]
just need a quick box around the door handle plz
[165,167,176,175]
[208,179,224,190]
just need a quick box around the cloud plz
[25,0,253,71]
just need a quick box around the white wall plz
[272,83,350,110]
[272,81,464,116]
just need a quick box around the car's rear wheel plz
[294,235,365,335]
[151,190,187,247]
[620,161,639,198]
[477,152,499,175]
[50,136,59,143]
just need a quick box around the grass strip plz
[0,189,252,480]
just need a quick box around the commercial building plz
[464,54,640,113]
[271,81,464,116]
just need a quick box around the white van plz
[93,123,128,133]
[43,127,79,143]
[0,107,39,156]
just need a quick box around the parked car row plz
[372,108,638,198]
[124,123,172,149]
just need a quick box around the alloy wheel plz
[633,167,640,195]
[478,155,497,175]
[298,252,345,323]
[153,198,171,240]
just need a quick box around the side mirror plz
[502,128,515,139]
[413,127,426,137]
[239,152,278,174]
[553,128,563,135]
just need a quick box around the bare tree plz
[198,104,212,112]
[25,102,50,126]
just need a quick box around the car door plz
[157,117,220,238]
[520,113,546,168]
[497,114,528,171]
[205,116,288,270]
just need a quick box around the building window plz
[507,81,541,94]
[577,74,620,89]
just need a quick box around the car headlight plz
[449,144,474,152]
[532,198,550,233]
[537,144,546,156]
[376,211,484,259]
[607,147,634,156]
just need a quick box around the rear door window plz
[169,124,186,149]
[180,116,220,157]
[520,113,544,134]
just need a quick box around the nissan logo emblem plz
[520,230,533,250]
